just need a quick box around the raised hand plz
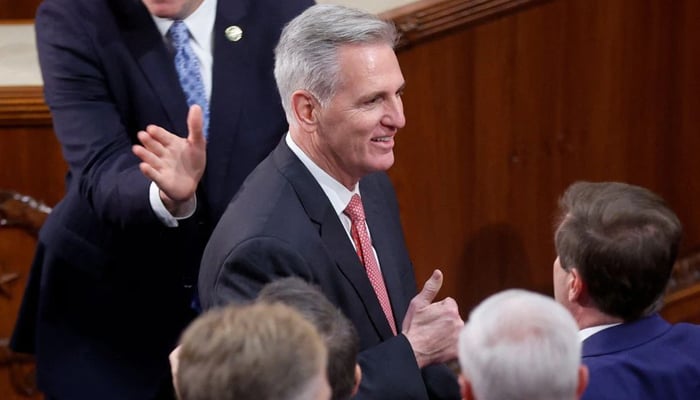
[402,269,463,368]
[132,105,206,215]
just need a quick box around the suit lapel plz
[116,0,188,136]
[205,0,249,176]
[320,210,397,339]
[272,143,397,339]
[582,314,671,357]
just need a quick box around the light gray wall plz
[316,0,412,14]
[0,24,42,86]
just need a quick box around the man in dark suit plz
[199,5,463,399]
[553,181,700,399]
[10,0,312,399]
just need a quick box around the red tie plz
[344,194,397,335]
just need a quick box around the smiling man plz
[198,5,463,399]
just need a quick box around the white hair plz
[458,289,581,400]
[273,4,398,123]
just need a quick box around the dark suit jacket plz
[10,0,312,398]
[581,314,700,400]
[199,140,459,400]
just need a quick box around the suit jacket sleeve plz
[36,0,161,227]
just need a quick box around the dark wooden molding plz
[0,19,35,25]
[667,249,700,295]
[381,0,551,48]
[0,86,50,127]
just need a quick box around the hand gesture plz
[132,105,206,214]
[402,269,463,368]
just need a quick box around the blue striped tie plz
[168,20,210,137]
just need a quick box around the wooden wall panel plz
[385,0,700,314]
[0,127,65,206]
[0,86,56,400]
[0,226,44,400]
[0,87,64,206]
[0,0,41,20]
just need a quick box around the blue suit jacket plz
[11,0,312,398]
[582,314,700,400]
[199,141,460,400]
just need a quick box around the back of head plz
[258,277,360,400]
[459,289,582,400]
[555,181,682,320]
[176,302,328,400]
[274,4,398,122]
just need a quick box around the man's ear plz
[569,267,586,303]
[458,374,475,400]
[576,365,589,399]
[351,364,362,397]
[290,90,319,132]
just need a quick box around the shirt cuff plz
[149,181,197,227]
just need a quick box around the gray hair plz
[458,289,582,400]
[274,4,398,123]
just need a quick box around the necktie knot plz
[168,20,190,49]
[344,194,365,223]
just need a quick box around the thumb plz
[414,269,443,308]
[402,269,443,332]
[187,104,205,145]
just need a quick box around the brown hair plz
[176,302,327,400]
[555,181,681,320]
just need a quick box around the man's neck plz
[573,306,623,330]
[289,131,359,190]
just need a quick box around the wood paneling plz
[383,0,700,314]
[0,192,48,400]
[0,87,56,400]
[0,87,62,206]
[663,250,700,324]
[0,87,51,127]
[0,0,41,20]
[384,0,551,47]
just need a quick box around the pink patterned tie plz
[344,194,397,335]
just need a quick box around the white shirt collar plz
[151,0,217,52]
[285,133,359,216]
[579,322,622,342]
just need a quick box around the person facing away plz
[257,277,362,400]
[458,289,588,400]
[10,0,313,398]
[553,181,700,399]
[198,4,463,399]
[169,276,359,399]
[175,302,331,400]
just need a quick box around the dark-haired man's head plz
[553,181,681,326]
[258,277,361,400]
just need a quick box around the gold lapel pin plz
[225,25,243,42]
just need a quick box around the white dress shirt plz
[148,0,218,226]
[286,133,383,270]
